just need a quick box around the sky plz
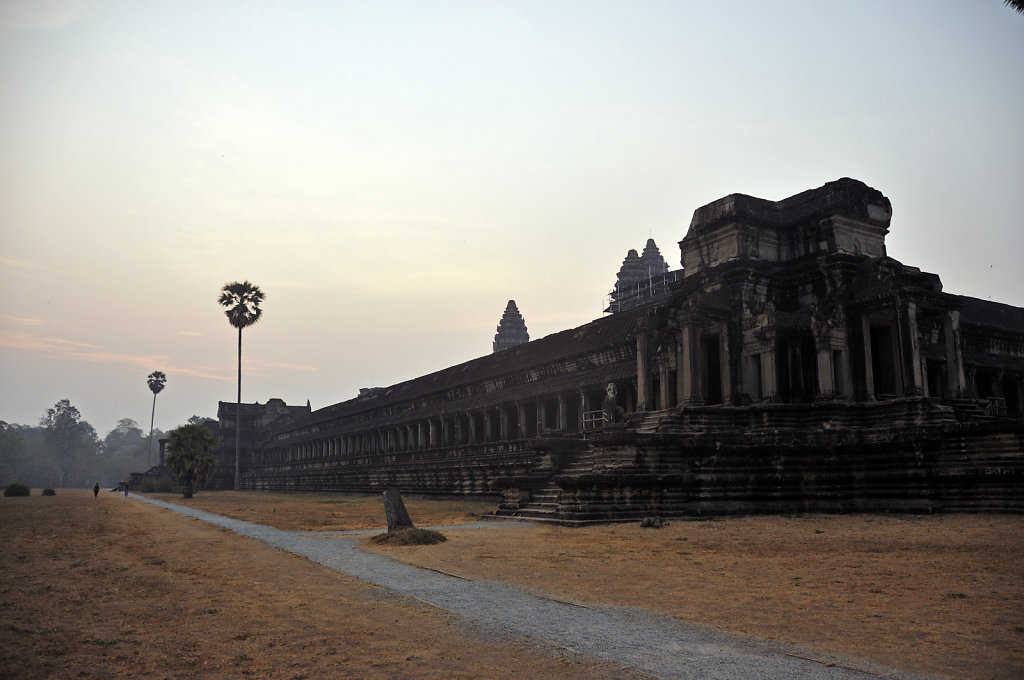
[1,0,1022,439]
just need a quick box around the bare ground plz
[3,490,1023,679]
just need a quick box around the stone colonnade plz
[257,384,633,468]
[635,299,973,408]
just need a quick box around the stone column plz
[158,438,168,467]
[428,419,437,447]
[677,323,703,404]
[719,326,732,404]
[659,368,672,410]
[761,345,778,400]
[517,403,528,439]
[897,301,924,396]
[578,390,588,430]
[467,412,477,444]
[944,310,967,398]
[499,407,509,441]
[483,411,493,442]
[636,331,652,410]
[558,394,568,431]
[861,315,875,399]
[536,401,546,433]
[815,336,835,398]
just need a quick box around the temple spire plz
[493,300,529,352]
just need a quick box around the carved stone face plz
[606,383,616,398]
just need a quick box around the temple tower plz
[493,300,530,352]
[608,238,679,313]
[615,249,646,292]
[639,238,670,276]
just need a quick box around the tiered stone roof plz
[639,238,670,275]
[493,299,530,352]
[615,249,646,290]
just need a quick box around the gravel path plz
[131,494,925,680]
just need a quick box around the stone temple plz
[211,178,1024,521]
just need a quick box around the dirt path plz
[133,494,917,680]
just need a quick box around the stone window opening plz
[870,324,899,397]
[700,333,723,405]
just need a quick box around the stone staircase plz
[504,446,597,522]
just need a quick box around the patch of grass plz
[371,528,447,546]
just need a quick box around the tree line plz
[0,398,212,489]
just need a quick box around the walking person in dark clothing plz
[93,482,99,498]
[124,483,129,497]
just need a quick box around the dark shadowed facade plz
[219,179,1024,521]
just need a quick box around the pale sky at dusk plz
[2,1,1022,438]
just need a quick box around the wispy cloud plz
[43,337,100,350]
[0,314,47,327]
[0,0,94,39]
[0,330,232,381]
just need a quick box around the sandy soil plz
[0,490,640,680]
[3,489,1022,679]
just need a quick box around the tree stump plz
[383,487,415,532]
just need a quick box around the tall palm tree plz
[1007,1,1024,15]
[146,371,167,468]
[218,281,265,490]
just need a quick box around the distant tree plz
[1,424,49,488]
[218,280,264,490]
[0,422,28,487]
[187,415,215,426]
[40,399,99,487]
[97,418,148,485]
[146,371,167,467]
[164,423,218,498]
[1006,1,1024,15]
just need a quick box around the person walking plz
[124,483,129,498]
[93,482,99,499]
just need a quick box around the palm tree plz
[146,371,167,468]
[218,281,264,490]
[164,423,218,498]
[1007,1,1024,15]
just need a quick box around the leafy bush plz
[371,528,447,546]
[4,483,30,497]
[41,488,56,496]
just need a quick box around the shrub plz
[371,528,447,546]
[3,483,30,497]
[41,488,56,496]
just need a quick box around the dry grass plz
[4,489,1022,680]
[146,490,494,532]
[367,514,1024,680]
[0,490,640,680]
